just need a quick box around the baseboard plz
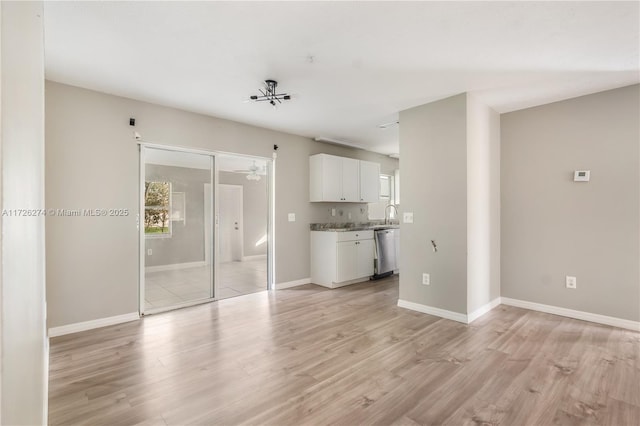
[467,297,502,323]
[276,278,311,290]
[397,299,468,324]
[501,297,640,332]
[48,312,140,337]
[145,261,206,273]
[242,254,267,262]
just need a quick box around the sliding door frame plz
[137,142,275,315]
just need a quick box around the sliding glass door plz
[140,146,214,313]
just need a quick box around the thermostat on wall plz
[574,170,590,182]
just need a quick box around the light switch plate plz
[574,170,590,182]
[403,212,414,223]
[288,213,296,222]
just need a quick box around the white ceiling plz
[44,1,639,155]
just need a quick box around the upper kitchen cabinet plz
[310,154,380,202]
[359,160,381,202]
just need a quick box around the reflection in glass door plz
[140,146,214,313]
[216,154,269,299]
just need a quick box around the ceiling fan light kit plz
[249,80,291,107]
[233,160,264,181]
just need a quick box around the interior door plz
[219,184,243,262]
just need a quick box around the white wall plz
[45,81,398,329]
[501,85,639,321]
[466,94,501,313]
[1,2,48,424]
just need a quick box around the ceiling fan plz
[233,161,265,181]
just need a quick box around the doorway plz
[140,146,214,313]
[216,154,269,299]
[218,184,243,263]
[139,145,274,314]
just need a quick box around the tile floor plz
[145,258,267,310]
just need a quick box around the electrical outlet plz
[403,212,414,223]
[422,273,430,285]
[288,213,296,222]
[147,249,152,256]
[331,208,336,217]
[566,276,577,289]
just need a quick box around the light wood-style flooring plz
[49,277,640,425]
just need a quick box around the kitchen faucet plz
[384,204,398,225]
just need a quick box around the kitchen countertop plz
[310,222,400,232]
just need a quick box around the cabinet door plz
[321,155,343,201]
[341,158,360,201]
[336,241,358,282]
[359,161,381,202]
[356,239,375,278]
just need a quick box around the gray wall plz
[1,2,48,424]
[399,94,469,314]
[219,171,267,257]
[145,164,209,267]
[501,84,640,321]
[45,81,398,328]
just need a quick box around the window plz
[145,181,171,236]
[380,175,392,200]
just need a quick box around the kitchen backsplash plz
[310,203,370,224]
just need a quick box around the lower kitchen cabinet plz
[311,230,375,288]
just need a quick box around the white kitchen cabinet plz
[356,238,375,277]
[311,230,375,288]
[336,241,358,282]
[359,160,381,202]
[341,157,360,201]
[310,154,380,202]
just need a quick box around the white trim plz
[242,254,267,262]
[143,297,214,316]
[397,299,468,324]
[43,336,49,421]
[276,278,311,290]
[48,312,140,338]
[268,154,276,291]
[145,260,206,273]
[467,297,502,323]
[137,141,272,162]
[501,297,640,332]
[139,145,146,315]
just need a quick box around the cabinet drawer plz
[336,230,374,242]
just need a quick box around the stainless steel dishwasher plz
[372,228,399,279]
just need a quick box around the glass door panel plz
[142,147,213,312]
